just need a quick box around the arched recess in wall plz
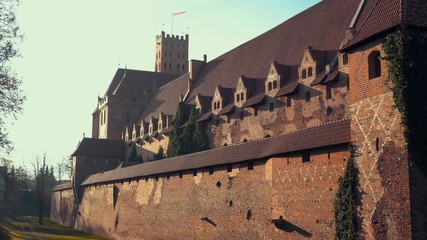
[368,51,381,79]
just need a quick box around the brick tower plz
[155,31,189,74]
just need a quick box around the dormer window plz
[368,51,381,79]
[302,69,307,79]
[237,94,240,102]
[213,101,221,110]
[268,82,272,91]
[240,92,244,101]
[272,81,277,89]
[308,67,313,77]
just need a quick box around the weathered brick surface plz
[349,43,412,239]
[210,78,348,147]
[50,189,76,227]
[69,147,348,240]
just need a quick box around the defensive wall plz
[52,120,351,239]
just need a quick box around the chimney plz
[189,57,206,80]
[203,54,207,63]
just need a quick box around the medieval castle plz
[51,0,427,239]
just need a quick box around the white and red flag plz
[173,11,187,16]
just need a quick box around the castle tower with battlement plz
[155,31,189,74]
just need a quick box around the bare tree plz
[31,153,48,225]
[0,0,25,155]
[61,156,72,180]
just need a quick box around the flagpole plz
[171,13,174,34]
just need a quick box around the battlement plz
[156,31,189,42]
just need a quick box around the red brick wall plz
[210,78,349,147]
[348,42,412,239]
[69,146,348,239]
[348,40,390,104]
[50,189,76,227]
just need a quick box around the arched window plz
[302,69,307,79]
[268,82,272,91]
[305,91,311,102]
[308,67,313,77]
[240,92,244,101]
[269,102,274,112]
[214,102,217,110]
[342,53,348,65]
[273,81,277,89]
[236,94,240,102]
[368,51,381,79]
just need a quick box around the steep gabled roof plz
[343,0,427,50]
[184,0,360,105]
[104,68,179,97]
[137,73,190,122]
[72,138,125,158]
[81,119,351,186]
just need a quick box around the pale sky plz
[7,0,319,170]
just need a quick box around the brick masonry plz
[50,34,427,240]
[66,146,348,240]
[348,42,412,239]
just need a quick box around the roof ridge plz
[347,0,382,46]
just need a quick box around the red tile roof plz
[51,182,72,192]
[218,105,235,116]
[81,119,351,186]
[137,73,190,122]
[105,68,179,98]
[72,138,125,158]
[275,81,299,97]
[241,94,266,108]
[184,0,360,105]
[196,112,212,123]
[343,0,427,50]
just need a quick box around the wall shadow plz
[271,216,312,237]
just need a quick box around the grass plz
[0,216,107,240]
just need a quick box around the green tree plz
[128,144,143,163]
[167,103,191,157]
[153,146,165,161]
[167,104,210,157]
[0,0,25,155]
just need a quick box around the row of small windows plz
[165,43,186,48]
[163,62,186,71]
[162,52,186,59]
[236,92,245,102]
[213,101,221,110]
[302,67,313,79]
[267,80,278,91]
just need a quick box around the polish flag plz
[173,11,187,16]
